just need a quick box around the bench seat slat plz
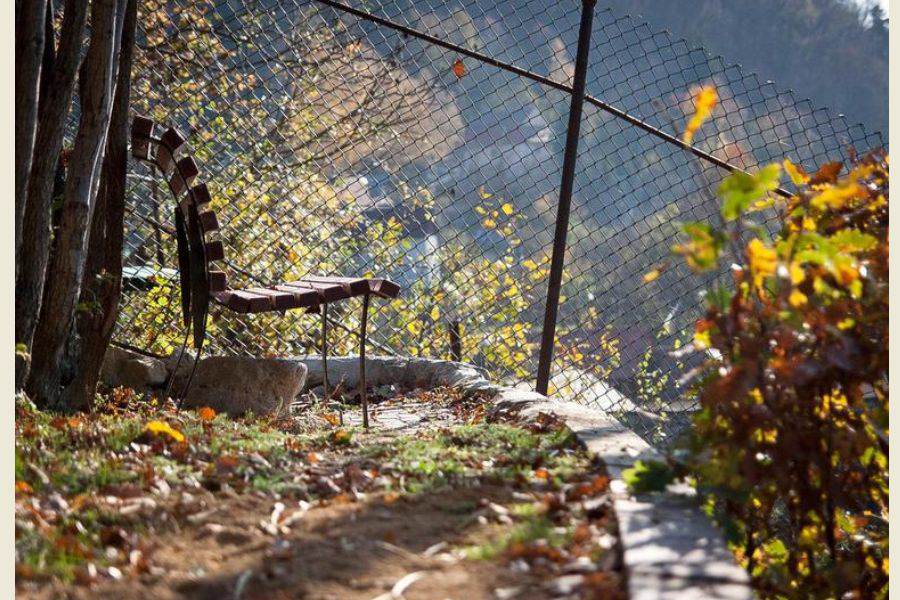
[300,275,369,296]
[272,284,322,307]
[300,275,401,298]
[369,278,401,298]
[213,276,399,313]
[283,280,348,302]
[244,288,295,311]
[214,290,273,313]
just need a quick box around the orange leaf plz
[452,58,465,79]
[329,429,352,445]
[322,412,340,427]
[197,406,216,422]
[15,480,32,495]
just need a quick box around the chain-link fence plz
[118,0,883,445]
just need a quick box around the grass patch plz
[462,514,572,560]
[358,423,587,494]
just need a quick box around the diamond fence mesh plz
[117,0,883,445]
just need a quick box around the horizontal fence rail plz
[118,0,882,445]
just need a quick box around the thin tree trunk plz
[28,0,127,408]
[16,0,89,390]
[15,0,47,269]
[61,0,137,410]
[38,0,55,103]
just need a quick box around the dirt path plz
[17,390,625,599]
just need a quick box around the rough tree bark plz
[15,0,47,269]
[28,0,128,407]
[16,0,89,390]
[61,0,137,410]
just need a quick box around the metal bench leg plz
[165,325,191,403]
[177,306,207,410]
[321,304,342,425]
[359,293,370,429]
[177,339,203,411]
[321,304,329,401]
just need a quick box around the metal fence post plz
[535,0,596,395]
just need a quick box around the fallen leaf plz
[329,429,352,445]
[197,406,216,422]
[215,454,240,473]
[142,420,185,443]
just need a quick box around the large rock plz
[294,354,500,395]
[174,356,307,417]
[101,346,168,389]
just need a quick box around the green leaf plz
[828,229,878,253]
[673,222,724,271]
[707,284,734,311]
[718,164,782,221]
[762,538,788,562]
[622,459,675,494]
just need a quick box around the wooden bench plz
[130,115,400,427]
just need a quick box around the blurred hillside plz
[600,0,888,133]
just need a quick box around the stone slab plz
[487,391,754,599]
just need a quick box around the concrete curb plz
[487,389,755,600]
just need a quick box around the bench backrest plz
[130,115,227,348]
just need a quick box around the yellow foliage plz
[783,159,810,185]
[746,239,777,288]
[143,420,185,443]
[642,269,660,283]
[683,86,717,144]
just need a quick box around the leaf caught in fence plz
[683,85,717,144]
[452,58,466,78]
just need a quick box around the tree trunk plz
[15,0,47,269]
[27,0,128,408]
[15,0,89,390]
[60,0,137,410]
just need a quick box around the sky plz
[852,0,889,15]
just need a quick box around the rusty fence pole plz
[536,0,596,395]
